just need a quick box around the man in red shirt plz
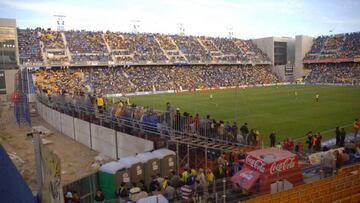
[354,118,359,140]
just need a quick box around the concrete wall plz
[116,132,154,158]
[74,118,91,148]
[294,35,314,79]
[253,36,296,81]
[91,124,117,159]
[0,18,16,27]
[36,100,155,160]
[253,37,274,65]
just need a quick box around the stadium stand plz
[17,28,272,65]
[304,32,360,61]
[245,163,360,203]
[17,28,43,64]
[64,30,109,64]
[34,65,279,94]
[303,32,360,85]
[40,29,69,64]
[304,63,360,84]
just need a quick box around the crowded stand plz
[242,40,271,63]
[132,34,168,62]
[155,34,178,51]
[304,63,360,84]
[65,30,109,64]
[17,28,43,64]
[304,32,360,60]
[170,35,211,62]
[40,29,65,49]
[17,28,272,65]
[39,29,70,64]
[35,65,279,95]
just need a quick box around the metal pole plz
[187,144,190,168]
[222,178,226,203]
[205,147,208,171]
[176,142,179,175]
[33,131,43,200]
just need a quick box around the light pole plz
[177,23,185,36]
[131,20,141,34]
[54,15,66,31]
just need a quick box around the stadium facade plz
[0,18,18,101]
[253,36,315,81]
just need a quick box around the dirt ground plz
[0,102,107,192]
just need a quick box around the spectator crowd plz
[304,32,360,60]
[17,28,271,65]
[304,63,360,84]
[35,65,279,95]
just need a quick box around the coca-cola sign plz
[270,157,296,174]
[245,155,266,173]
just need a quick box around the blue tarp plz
[0,144,35,203]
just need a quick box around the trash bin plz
[152,148,176,177]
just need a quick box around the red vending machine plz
[231,148,303,194]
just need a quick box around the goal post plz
[105,93,130,105]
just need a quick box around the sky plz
[0,0,360,39]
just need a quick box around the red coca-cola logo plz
[246,156,266,173]
[270,157,295,174]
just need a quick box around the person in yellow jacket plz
[47,89,53,102]
[206,169,215,194]
[96,95,105,113]
[181,168,191,183]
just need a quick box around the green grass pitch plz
[129,85,360,143]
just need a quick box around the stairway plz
[102,33,116,62]
[154,35,170,61]
[37,31,48,64]
[61,32,72,63]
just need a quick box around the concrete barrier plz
[52,110,62,132]
[74,118,91,148]
[91,124,117,159]
[116,132,154,158]
[61,113,75,139]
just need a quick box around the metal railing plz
[37,92,254,152]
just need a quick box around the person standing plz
[335,127,341,146]
[315,133,322,151]
[162,181,175,202]
[354,118,359,140]
[96,95,104,113]
[315,94,319,102]
[196,168,208,201]
[269,131,276,147]
[306,131,313,150]
[320,151,336,177]
[94,189,105,203]
[240,123,249,144]
[180,181,194,202]
[340,128,346,147]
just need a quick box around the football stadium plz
[0,0,360,202]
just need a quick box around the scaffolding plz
[14,68,31,126]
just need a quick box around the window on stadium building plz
[0,26,17,69]
[274,41,287,65]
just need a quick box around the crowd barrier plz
[36,100,154,159]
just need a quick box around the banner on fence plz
[41,144,63,203]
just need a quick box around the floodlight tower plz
[131,20,141,34]
[54,15,66,31]
[177,23,185,36]
[227,26,233,39]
